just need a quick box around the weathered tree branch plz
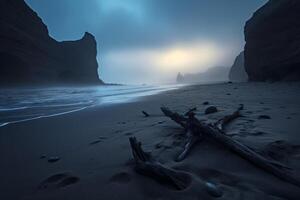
[161,107,188,129]
[184,107,197,116]
[160,107,300,187]
[175,131,199,162]
[129,137,224,197]
[161,107,203,161]
[214,104,244,130]
[129,137,190,190]
[142,111,150,117]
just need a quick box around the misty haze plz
[1,1,300,200]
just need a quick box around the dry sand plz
[0,82,300,200]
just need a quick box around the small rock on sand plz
[205,182,223,197]
[205,106,218,115]
[90,140,101,145]
[203,101,209,105]
[258,115,271,119]
[48,157,60,163]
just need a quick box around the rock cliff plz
[229,52,248,82]
[244,0,300,81]
[0,0,103,86]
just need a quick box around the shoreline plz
[1,82,300,200]
[0,84,183,129]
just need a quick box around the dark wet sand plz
[1,82,300,200]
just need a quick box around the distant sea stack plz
[244,0,300,81]
[176,72,184,83]
[0,0,103,86]
[176,66,230,84]
[228,52,248,82]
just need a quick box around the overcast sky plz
[25,0,267,84]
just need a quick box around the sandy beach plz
[1,82,300,200]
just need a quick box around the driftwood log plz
[214,104,243,131]
[142,111,150,117]
[129,137,223,197]
[129,137,190,190]
[160,106,300,187]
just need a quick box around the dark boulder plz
[205,106,218,115]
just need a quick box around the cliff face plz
[229,52,248,82]
[0,0,103,86]
[244,0,300,81]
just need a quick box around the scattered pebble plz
[124,132,133,136]
[90,140,101,145]
[258,115,271,119]
[203,101,209,105]
[48,157,60,163]
[205,182,223,197]
[250,131,268,136]
[205,106,218,115]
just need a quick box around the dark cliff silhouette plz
[244,0,300,81]
[229,52,248,82]
[0,0,103,86]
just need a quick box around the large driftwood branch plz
[129,137,224,197]
[175,131,200,162]
[214,104,244,130]
[161,108,203,161]
[142,111,150,117]
[161,107,188,129]
[129,137,190,190]
[161,107,300,187]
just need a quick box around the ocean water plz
[0,84,182,127]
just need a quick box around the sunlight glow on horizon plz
[101,41,225,84]
[156,43,219,73]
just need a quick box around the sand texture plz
[1,82,300,200]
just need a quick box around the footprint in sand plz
[262,140,300,161]
[291,145,300,158]
[38,172,80,190]
[110,172,131,184]
[124,132,133,136]
[89,136,108,145]
[89,140,101,145]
